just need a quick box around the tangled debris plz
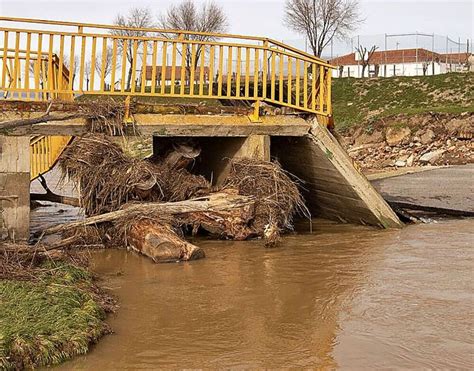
[50,134,309,261]
[0,98,127,134]
[223,159,310,246]
[58,134,209,216]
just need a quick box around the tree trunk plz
[127,221,204,262]
[31,191,80,207]
[161,143,201,170]
[40,192,256,237]
[127,60,133,91]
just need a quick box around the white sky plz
[1,0,472,48]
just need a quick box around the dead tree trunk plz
[30,192,80,207]
[127,221,204,262]
[40,192,255,237]
[161,143,201,170]
[30,174,80,207]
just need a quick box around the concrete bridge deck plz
[0,100,311,137]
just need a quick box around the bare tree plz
[355,44,378,77]
[422,61,430,76]
[338,64,344,77]
[284,0,362,57]
[84,62,92,90]
[159,0,228,84]
[29,60,45,90]
[95,46,118,89]
[111,7,154,90]
[62,55,79,88]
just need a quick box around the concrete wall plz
[0,136,30,241]
[271,121,402,228]
[333,62,444,78]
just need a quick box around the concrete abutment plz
[0,136,30,241]
[152,123,402,228]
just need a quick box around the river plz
[44,217,473,369]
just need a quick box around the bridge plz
[0,17,402,241]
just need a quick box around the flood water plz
[48,218,473,369]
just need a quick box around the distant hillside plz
[332,72,474,130]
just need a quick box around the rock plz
[381,159,393,167]
[354,130,384,146]
[406,154,414,166]
[352,127,363,139]
[420,129,436,144]
[419,149,445,164]
[456,122,474,139]
[386,127,411,146]
[348,143,380,153]
[339,136,352,146]
[413,136,421,142]
[445,119,465,134]
[394,160,406,167]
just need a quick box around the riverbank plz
[332,73,473,170]
[340,111,473,170]
[332,72,473,129]
[0,248,115,369]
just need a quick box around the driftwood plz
[31,192,80,207]
[0,100,125,134]
[161,143,201,170]
[31,174,80,207]
[0,103,84,131]
[38,192,254,263]
[41,192,255,237]
[127,221,204,262]
[180,191,255,240]
[387,200,474,217]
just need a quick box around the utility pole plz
[431,33,435,75]
[446,36,448,64]
[416,32,419,75]
[357,35,360,77]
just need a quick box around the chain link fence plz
[281,33,472,77]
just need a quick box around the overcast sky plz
[1,0,472,52]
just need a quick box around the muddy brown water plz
[33,213,472,369]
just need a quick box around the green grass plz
[0,262,109,370]
[332,72,474,130]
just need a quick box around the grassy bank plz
[332,72,474,130]
[0,257,113,369]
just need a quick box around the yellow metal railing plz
[30,135,71,180]
[0,17,334,116]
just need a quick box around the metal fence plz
[0,17,333,117]
[282,32,472,76]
